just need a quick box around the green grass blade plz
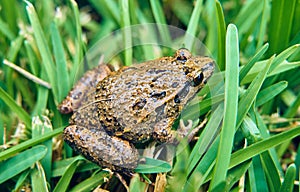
[69,0,84,86]
[32,116,53,182]
[0,145,47,184]
[187,103,224,173]
[129,174,147,192]
[88,0,119,23]
[120,0,132,66]
[229,126,300,169]
[226,161,251,191]
[30,162,49,192]
[25,1,58,100]
[256,81,287,107]
[51,22,70,102]
[53,158,83,192]
[236,56,273,128]
[269,44,300,72]
[210,24,239,189]
[248,156,269,192]
[256,0,270,49]
[268,0,297,54]
[134,157,171,173]
[235,0,263,37]
[215,1,226,71]
[280,164,296,192]
[150,0,171,45]
[183,0,203,50]
[284,91,300,117]
[69,171,110,192]
[0,127,63,161]
[240,43,269,82]
[0,87,31,128]
[260,152,281,192]
[14,170,31,192]
[0,17,15,41]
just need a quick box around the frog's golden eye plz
[192,72,204,86]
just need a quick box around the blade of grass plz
[209,24,239,189]
[0,145,47,184]
[284,91,300,117]
[150,0,171,45]
[14,170,31,192]
[0,17,15,41]
[88,0,119,23]
[204,125,300,183]
[69,0,84,86]
[280,164,296,192]
[32,116,53,182]
[239,43,269,82]
[268,0,297,55]
[5,35,24,96]
[229,126,300,170]
[3,59,51,89]
[215,0,226,71]
[53,157,83,192]
[256,81,288,107]
[183,0,203,50]
[248,156,269,192]
[25,1,58,100]
[260,151,281,192]
[120,0,132,66]
[51,22,70,101]
[236,56,273,128]
[69,171,110,192]
[0,127,63,161]
[187,103,224,173]
[0,87,31,128]
[256,0,270,49]
[30,162,49,192]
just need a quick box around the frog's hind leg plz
[58,64,112,114]
[64,124,139,172]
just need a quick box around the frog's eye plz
[176,48,192,62]
[192,72,204,86]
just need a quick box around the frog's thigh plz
[59,65,111,114]
[64,125,139,171]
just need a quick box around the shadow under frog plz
[58,48,215,173]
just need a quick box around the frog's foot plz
[172,118,207,143]
[63,124,139,172]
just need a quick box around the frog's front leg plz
[153,118,206,144]
[58,64,112,114]
[64,124,139,172]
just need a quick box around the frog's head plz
[175,48,215,89]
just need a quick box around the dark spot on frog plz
[155,104,166,120]
[174,83,190,102]
[174,94,180,103]
[132,98,147,110]
[150,91,166,99]
[147,68,167,74]
[171,82,179,88]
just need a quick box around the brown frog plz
[58,48,215,172]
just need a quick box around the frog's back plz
[95,57,191,142]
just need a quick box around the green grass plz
[0,0,300,191]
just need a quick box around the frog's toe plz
[177,119,207,141]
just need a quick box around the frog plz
[58,48,215,173]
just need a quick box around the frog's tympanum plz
[59,48,215,172]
